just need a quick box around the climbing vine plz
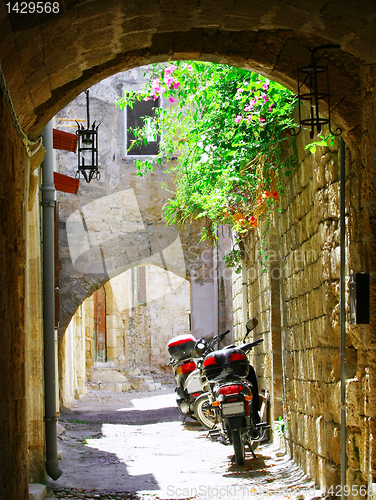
[116,61,297,271]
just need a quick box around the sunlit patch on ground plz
[48,389,325,500]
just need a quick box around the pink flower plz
[152,94,159,101]
[259,117,266,123]
[152,78,161,90]
[172,80,181,90]
[187,64,193,71]
[261,93,269,103]
[235,115,242,123]
[246,115,252,123]
[268,103,274,111]
[237,88,244,93]
[244,100,255,111]
[165,65,177,75]
[262,79,270,91]
[151,78,161,95]
[169,96,175,103]
[143,96,151,101]
[164,75,174,88]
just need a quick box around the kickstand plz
[247,442,257,459]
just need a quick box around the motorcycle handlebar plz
[240,338,264,353]
[218,329,230,341]
[201,329,231,355]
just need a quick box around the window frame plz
[124,97,160,158]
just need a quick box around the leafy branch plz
[115,62,298,269]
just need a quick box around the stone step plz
[138,382,162,391]
[29,484,46,500]
[87,381,131,392]
[88,369,163,392]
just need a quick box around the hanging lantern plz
[76,90,100,182]
[290,44,342,139]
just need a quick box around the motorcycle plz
[167,330,231,427]
[167,333,206,420]
[189,329,232,429]
[202,318,270,465]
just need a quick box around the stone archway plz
[1,2,371,142]
[55,67,228,335]
[1,2,376,498]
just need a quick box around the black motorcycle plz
[202,318,270,465]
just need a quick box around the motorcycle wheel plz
[232,429,245,465]
[194,394,217,429]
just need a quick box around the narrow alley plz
[47,386,322,500]
[1,3,376,499]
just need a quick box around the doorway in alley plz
[93,288,106,363]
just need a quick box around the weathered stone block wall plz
[232,229,282,427]
[280,133,343,488]
[279,130,372,492]
[102,265,190,372]
[26,173,45,483]
[0,90,38,497]
[60,295,93,406]
[234,124,372,493]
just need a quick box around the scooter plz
[202,318,270,465]
[167,333,200,418]
[167,330,231,427]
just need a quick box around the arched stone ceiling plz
[1,0,374,144]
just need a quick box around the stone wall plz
[280,131,371,492]
[103,265,190,370]
[26,170,45,483]
[232,227,283,429]
[0,89,45,495]
[60,299,89,407]
[232,125,373,493]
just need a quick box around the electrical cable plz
[0,62,43,157]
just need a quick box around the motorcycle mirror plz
[243,317,258,341]
[190,348,202,358]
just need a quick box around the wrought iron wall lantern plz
[290,44,342,139]
[76,90,100,182]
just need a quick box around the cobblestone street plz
[45,388,326,500]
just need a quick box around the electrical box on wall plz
[349,273,370,324]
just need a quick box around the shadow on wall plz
[66,188,186,278]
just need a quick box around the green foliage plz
[275,416,285,437]
[304,133,335,154]
[116,62,297,267]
